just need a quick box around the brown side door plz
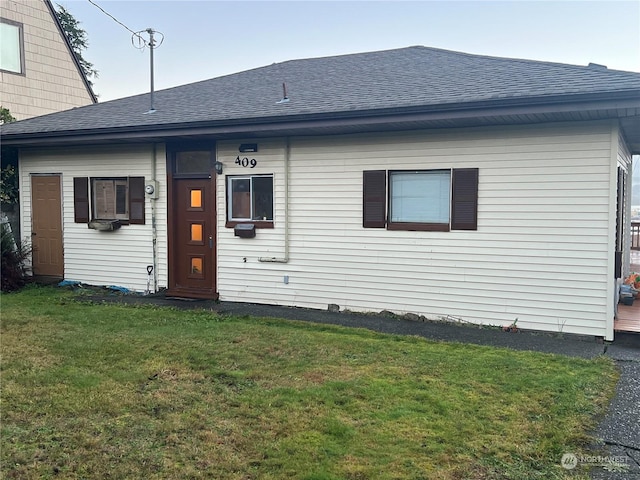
[31,175,64,277]
[167,176,217,299]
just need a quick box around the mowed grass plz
[1,286,617,480]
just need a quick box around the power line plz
[86,0,144,42]
[86,0,164,112]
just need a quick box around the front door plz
[31,175,63,277]
[167,145,217,298]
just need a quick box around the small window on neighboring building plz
[0,19,24,74]
[73,177,145,225]
[226,174,274,227]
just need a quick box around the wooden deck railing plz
[632,222,640,250]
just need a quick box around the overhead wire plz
[86,0,160,47]
[86,0,142,39]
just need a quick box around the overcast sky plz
[57,0,640,103]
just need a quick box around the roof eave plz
[2,91,639,150]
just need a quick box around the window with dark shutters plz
[363,170,386,228]
[73,177,89,223]
[362,168,478,231]
[73,176,145,225]
[451,168,478,231]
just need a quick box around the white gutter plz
[259,137,290,263]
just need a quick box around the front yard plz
[1,286,617,479]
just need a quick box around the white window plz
[390,170,451,224]
[0,19,24,74]
[92,178,129,220]
[227,175,273,223]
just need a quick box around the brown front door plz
[31,175,63,277]
[167,178,217,298]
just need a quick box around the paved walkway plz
[85,292,640,478]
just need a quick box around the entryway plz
[166,145,217,299]
[30,175,63,278]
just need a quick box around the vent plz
[587,63,608,70]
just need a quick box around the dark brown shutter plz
[451,168,478,230]
[73,177,89,223]
[128,177,145,224]
[363,170,387,228]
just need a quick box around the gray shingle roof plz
[2,45,640,136]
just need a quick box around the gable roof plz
[2,46,639,151]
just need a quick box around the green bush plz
[1,222,32,292]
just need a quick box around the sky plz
[57,0,640,103]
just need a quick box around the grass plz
[1,285,618,479]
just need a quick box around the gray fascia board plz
[2,91,639,147]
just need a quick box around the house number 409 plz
[235,156,257,168]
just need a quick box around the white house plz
[1,46,639,340]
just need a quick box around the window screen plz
[390,170,450,224]
[228,175,273,221]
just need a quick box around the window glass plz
[115,183,127,215]
[92,178,129,220]
[252,176,274,221]
[190,189,202,208]
[231,178,251,219]
[0,21,22,73]
[191,224,203,242]
[175,151,211,174]
[190,257,203,275]
[228,175,274,221]
[390,171,450,224]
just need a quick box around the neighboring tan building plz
[0,0,96,120]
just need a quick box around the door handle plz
[31,232,37,236]
[209,236,213,248]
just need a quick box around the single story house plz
[2,46,639,340]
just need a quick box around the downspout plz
[150,143,159,292]
[259,137,290,263]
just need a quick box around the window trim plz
[0,18,25,75]
[225,174,274,228]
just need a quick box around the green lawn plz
[1,286,617,479]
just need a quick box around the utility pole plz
[146,28,156,113]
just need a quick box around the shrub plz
[1,222,32,292]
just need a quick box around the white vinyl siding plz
[19,145,167,291]
[216,121,617,338]
[18,119,625,339]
